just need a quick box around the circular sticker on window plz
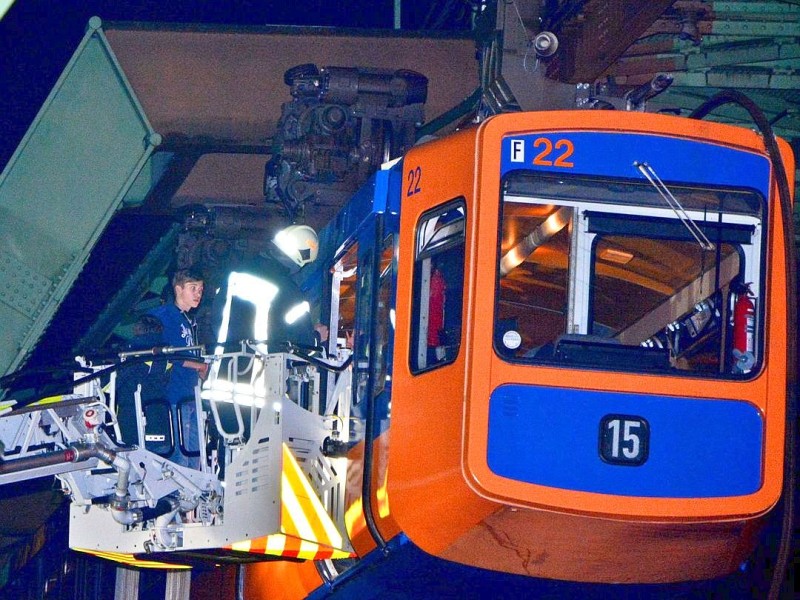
[502,330,522,349]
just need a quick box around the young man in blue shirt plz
[147,269,207,467]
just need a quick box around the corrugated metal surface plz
[607,1,800,143]
[0,19,160,377]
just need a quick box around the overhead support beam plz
[669,69,800,89]
[605,42,800,77]
[648,94,800,134]
[708,20,800,37]
[697,2,800,15]
[685,41,800,70]
[541,0,677,83]
[645,11,800,40]
[651,87,799,115]
[623,35,681,57]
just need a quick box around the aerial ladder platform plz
[0,343,354,565]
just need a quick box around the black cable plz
[286,346,353,373]
[691,89,797,600]
[1,352,205,412]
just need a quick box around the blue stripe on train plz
[500,132,771,196]
[487,384,763,497]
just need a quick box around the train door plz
[385,128,497,557]
[322,209,399,551]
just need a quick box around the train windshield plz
[496,172,764,376]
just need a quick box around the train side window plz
[410,200,466,374]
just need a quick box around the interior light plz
[500,207,571,276]
[599,248,635,264]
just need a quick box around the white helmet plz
[273,225,319,267]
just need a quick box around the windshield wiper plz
[634,161,714,251]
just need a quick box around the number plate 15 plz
[599,414,650,466]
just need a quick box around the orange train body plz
[248,110,795,597]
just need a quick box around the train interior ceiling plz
[0,0,799,591]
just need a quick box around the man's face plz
[175,280,204,311]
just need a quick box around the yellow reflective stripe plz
[226,443,355,560]
[230,539,252,552]
[3,395,69,411]
[282,444,344,548]
[226,533,355,560]
[376,466,390,518]
[266,534,287,554]
[31,395,65,406]
[298,540,322,559]
[73,549,190,570]
[281,470,316,541]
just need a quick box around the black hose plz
[1,351,206,413]
[286,346,353,373]
[691,89,797,600]
[140,498,180,522]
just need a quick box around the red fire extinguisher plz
[732,281,755,372]
[428,267,446,349]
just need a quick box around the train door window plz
[330,242,372,409]
[330,243,358,351]
[498,172,764,378]
[354,248,374,406]
[373,235,395,396]
[411,200,466,374]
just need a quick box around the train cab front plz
[387,112,793,586]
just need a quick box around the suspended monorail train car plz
[247,108,796,598]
